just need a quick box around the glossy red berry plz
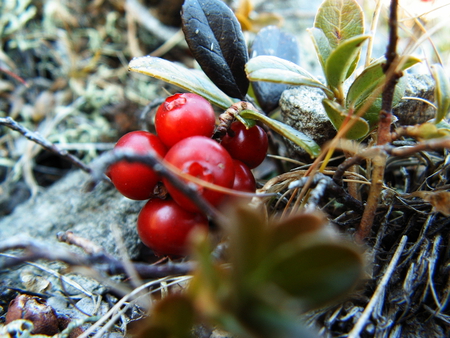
[232,160,256,192]
[155,93,216,148]
[137,198,209,257]
[221,121,268,169]
[108,131,167,200]
[163,136,235,213]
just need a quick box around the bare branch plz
[87,149,225,222]
[0,235,194,279]
[0,117,92,174]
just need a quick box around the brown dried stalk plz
[357,0,402,242]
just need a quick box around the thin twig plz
[0,117,92,174]
[0,235,195,279]
[348,235,408,338]
[288,173,364,213]
[87,149,224,222]
[334,138,450,186]
[357,0,402,242]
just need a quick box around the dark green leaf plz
[269,238,363,309]
[245,56,333,98]
[181,0,249,99]
[239,109,321,158]
[250,26,300,113]
[322,99,369,139]
[314,0,364,49]
[431,63,450,123]
[325,35,369,90]
[128,56,234,109]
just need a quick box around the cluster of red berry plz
[107,93,268,256]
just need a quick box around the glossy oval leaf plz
[250,26,300,113]
[325,35,370,90]
[268,239,363,309]
[431,63,450,124]
[323,99,369,139]
[181,0,249,99]
[314,0,364,49]
[239,109,321,158]
[346,56,421,110]
[308,27,332,72]
[246,55,333,98]
[128,56,234,109]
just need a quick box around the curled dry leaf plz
[409,190,450,216]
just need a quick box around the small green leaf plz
[325,35,370,90]
[314,0,364,49]
[245,55,333,98]
[128,56,234,109]
[308,27,332,72]
[235,113,257,128]
[268,238,363,309]
[431,63,450,124]
[353,75,408,127]
[322,99,369,139]
[239,109,321,158]
[346,56,421,111]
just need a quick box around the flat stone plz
[0,170,144,259]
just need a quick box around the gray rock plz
[393,74,436,125]
[279,74,437,159]
[280,85,336,159]
[0,170,144,259]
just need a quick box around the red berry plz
[108,131,167,200]
[155,93,216,148]
[221,122,268,169]
[137,198,209,257]
[163,136,235,212]
[232,160,256,192]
